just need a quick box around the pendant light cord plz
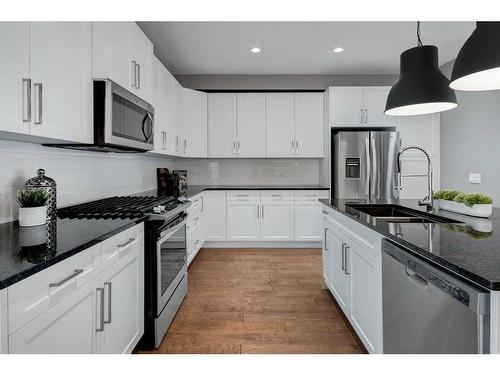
[417,21,423,46]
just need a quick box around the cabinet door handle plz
[34,83,43,124]
[291,140,295,155]
[136,64,141,89]
[364,109,368,124]
[184,139,187,154]
[341,243,346,271]
[257,204,259,219]
[261,205,264,219]
[200,196,204,212]
[323,228,328,251]
[233,141,236,155]
[295,140,299,155]
[237,140,241,155]
[96,287,105,332]
[345,245,351,275]
[360,108,363,124]
[49,269,84,288]
[104,282,112,324]
[22,78,31,122]
[176,136,179,152]
[131,61,137,88]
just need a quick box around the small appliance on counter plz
[156,168,187,201]
[25,169,57,220]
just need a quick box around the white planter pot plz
[18,206,47,227]
[437,199,493,218]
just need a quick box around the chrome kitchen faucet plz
[396,145,434,212]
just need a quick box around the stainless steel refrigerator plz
[332,131,400,200]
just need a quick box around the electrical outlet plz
[469,173,481,184]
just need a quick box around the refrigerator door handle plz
[365,138,371,197]
[370,136,378,198]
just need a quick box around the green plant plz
[16,189,49,208]
[433,190,461,200]
[460,193,493,207]
[434,190,493,207]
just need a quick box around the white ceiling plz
[138,22,475,75]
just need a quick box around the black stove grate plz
[58,195,178,219]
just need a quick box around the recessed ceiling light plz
[251,47,261,53]
[333,47,344,53]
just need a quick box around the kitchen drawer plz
[260,190,294,201]
[187,224,203,257]
[295,190,329,201]
[187,194,204,216]
[187,212,203,236]
[226,190,260,201]
[100,223,144,272]
[8,244,100,334]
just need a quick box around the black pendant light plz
[450,22,500,91]
[385,22,457,116]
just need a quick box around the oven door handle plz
[159,219,187,240]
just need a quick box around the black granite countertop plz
[320,198,500,290]
[0,217,145,290]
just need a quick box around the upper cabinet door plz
[182,88,208,158]
[129,23,153,104]
[265,93,295,157]
[294,92,324,157]
[92,22,131,88]
[396,113,440,157]
[208,93,237,158]
[330,87,364,126]
[0,22,30,135]
[29,22,92,143]
[151,56,166,154]
[237,93,266,158]
[363,87,395,127]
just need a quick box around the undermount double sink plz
[345,203,463,224]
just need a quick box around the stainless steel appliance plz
[332,131,399,200]
[45,79,154,153]
[382,239,490,354]
[58,194,191,349]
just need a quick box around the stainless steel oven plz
[140,211,188,348]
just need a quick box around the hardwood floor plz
[138,248,365,354]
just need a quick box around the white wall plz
[440,60,500,207]
[0,140,173,223]
[173,159,319,186]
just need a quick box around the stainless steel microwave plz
[93,79,154,152]
[44,79,154,153]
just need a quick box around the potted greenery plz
[16,189,49,227]
[434,190,493,218]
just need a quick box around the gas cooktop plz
[58,195,184,220]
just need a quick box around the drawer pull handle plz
[117,238,136,248]
[96,287,105,332]
[49,269,84,288]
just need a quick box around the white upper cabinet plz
[294,93,324,157]
[29,22,92,143]
[0,22,30,135]
[330,87,364,126]
[265,93,295,157]
[329,86,395,128]
[363,87,395,127]
[208,93,237,158]
[0,22,92,143]
[92,22,153,103]
[396,113,440,157]
[182,88,208,158]
[237,93,266,158]
[152,56,167,154]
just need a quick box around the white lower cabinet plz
[349,241,381,353]
[260,200,294,241]
[227,199,261,240]
[322,210,383,353]
[187,193,206,265]
[205,191,227,241]
[9,277,99,354]
[99,243,144,354]
[295,202,323,240]
[6,223,144,354]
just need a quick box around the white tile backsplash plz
[0,140,173,224]
[173,158,320,185]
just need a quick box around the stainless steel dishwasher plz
[382,239,490,354]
